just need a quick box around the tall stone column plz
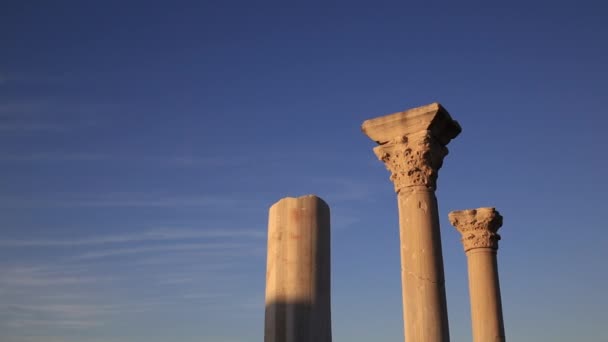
[264,195,331,342]
[449,208,505,342]
[362,103,461,342]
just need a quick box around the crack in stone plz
[405,270,444,285]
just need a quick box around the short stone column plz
[264,195,331,342]
[362,103,461,342]
[448,207,505,342]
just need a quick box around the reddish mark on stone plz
[290,208,302,223]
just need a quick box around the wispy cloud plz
[331,212,362,230]
[0,300,143,332]
[163,155,253,167]
[0,102,87,132]
[0,266,115,287]
[0,193,243,208]
[0,228,264,247]
[178,293,229,300]
[74,242,249,260]
[129,247,265,265]
[0,263,195,333]
[0,122,69,132]
[0,152,105,162]
[5,303,118,318]
[0,336,128,342]
[153,261,244,285]
[4,318,103,329]
[0,102,49,116]
[0,71,68,87]
[313,177,378,202]
[0,151,258,167]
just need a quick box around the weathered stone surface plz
[449,207,503,252]
[361,102,461,145]
[362,103,460,342]
[374,130,448,192]
[363,103,461,193]
[449,207,506,342]
[264,195,331,342]
[396,188,450,342]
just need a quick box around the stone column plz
[264,195,331,342]
[449,208,505,342]
[362,103,461,342]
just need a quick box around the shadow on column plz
[265,300,331,342]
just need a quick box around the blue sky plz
[1,1,607,341]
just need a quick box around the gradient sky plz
[1,1,607,342]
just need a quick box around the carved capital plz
[361,102,461,193]
[448,207,503,252]
[373,131,448,192]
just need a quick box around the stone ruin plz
[263,103,506,342]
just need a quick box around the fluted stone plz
[264,195,331,342]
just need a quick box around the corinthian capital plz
[449,207,503,252]
[362,102,461,193]
[373,131,447,191]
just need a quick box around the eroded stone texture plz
[362,102,460,342]
[374,131,448,192]
[449,207,503,252]
[362,103,461,193]
[449,207,506,342]
[361,102,462,146]
[264,195,331,342]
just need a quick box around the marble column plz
[449,208,505,342]
[264,195,331,342]
[362,103,461,342]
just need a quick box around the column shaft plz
[362,103,461,342]
[264,195,331,342]
[398,187,450,341]
[449,207,506,342]
[466,248,505,342]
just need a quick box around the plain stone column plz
[362,103,461,342]
[449,208,505,342]
[264,195,331,342]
